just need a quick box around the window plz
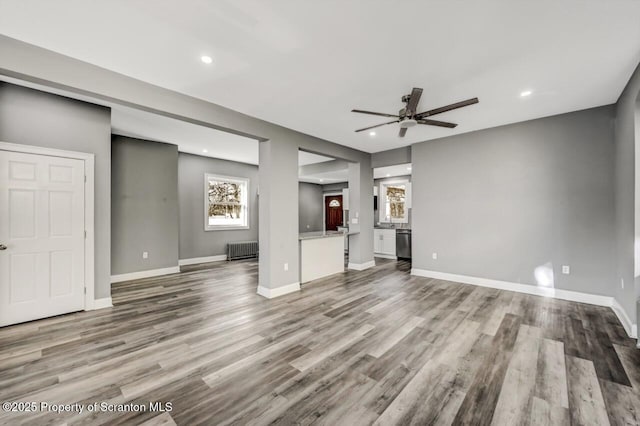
[379,180,409,223]
[205,174,249,230]
[329,199,341,207]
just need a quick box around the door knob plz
[0,244,6,250]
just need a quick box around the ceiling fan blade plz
[405,87,423,116]
[352,109,399,118]
[355,119,399,132]
[399,127,408,137]
[417,119,458,128]
[416,97,479,118]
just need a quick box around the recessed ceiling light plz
[369,131,376,136]
[520,90,532,97]
[201,55,213,64]
[202,149,208,153]
[407,167,412,171]
[319,179,324,182]
[386,174,391,177]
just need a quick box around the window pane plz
[386,185,405,219]
[205,175,249,229]
[208,180,242,204]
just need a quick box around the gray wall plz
[412,105,616,297]
[111,136,179,274]
[299,182,323,232]
[0,82,112,299]
[179,152,259,259]
[614,62,640,318]
[322,182,348,193]
[372,146,411,168]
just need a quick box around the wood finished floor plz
[1,258,639,425]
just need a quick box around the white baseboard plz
[411,268,637,339]
[91,297,113,310]
[179,255,227,266]
[611,298,637,339]
[111,266,180,284]
[257,282,301,299]
[348,260,376,271]
[374,254,398,260]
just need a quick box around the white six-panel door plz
[0,150,85,326]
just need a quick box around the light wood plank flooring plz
[1,258,639,425]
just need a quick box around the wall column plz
[347,161,375,270]
[257,139,300,297]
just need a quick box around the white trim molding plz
[179,255,227,266]
[348,260,376,271]
[374,254,398,260]
[257,282,301,299]
[111,266,180,284]
[91,297,113,310]
[411,268,637,339]
[611,298,637,339]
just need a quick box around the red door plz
[325,195,343,231]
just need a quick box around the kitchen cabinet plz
[374,229,396,257]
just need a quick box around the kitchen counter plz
[299,231,345,283]
[299,231,359,240]
[299,231,346,240]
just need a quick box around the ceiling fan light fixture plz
[399,119,418,129]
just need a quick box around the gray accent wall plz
[372,146,411,168]
[412,105,616,297]
[0,82,112,299]
[179,152,259,260]
[299,182,323,232]
[322,182,348,193]
[614,62,640,319]
[111,136,179,274]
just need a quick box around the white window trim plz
[204,173,250,231]
[379,179,409,224]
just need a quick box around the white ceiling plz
[115,107,335,166]
[299,162,412,184]
[112,106,260,163]
[1,1,640,153]
[374,164,412,180]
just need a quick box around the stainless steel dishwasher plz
[396,229,411,260]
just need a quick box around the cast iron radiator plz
[227,241,259,261]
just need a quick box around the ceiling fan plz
[352,88,478,137]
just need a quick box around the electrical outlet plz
[621,278,625,289]
[142,251,148,259]
[432,252,438,260]
[562,265,570,275]
[352,218,358,224]
[284,263,288,271]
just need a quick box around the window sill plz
[205,226,250,232]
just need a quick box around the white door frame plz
[0,142,96,310]
[323,192,344,231]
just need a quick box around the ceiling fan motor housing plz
[400,119,418,129]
